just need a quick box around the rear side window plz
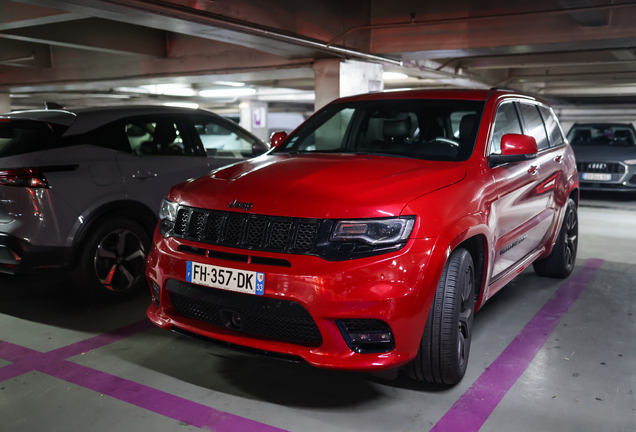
[538,106,564,147]
[125,117,191,156]
[0,122,64,157]
[490,103,522,155]
[518,103,550,151]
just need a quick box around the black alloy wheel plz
[72,217,151,301]
[405,247,475,385]
[533,197,578,279]
[93,229,146,292]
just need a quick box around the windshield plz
[567,124,636,147]
[277,99,485,161]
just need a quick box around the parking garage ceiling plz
[4,0,636,112]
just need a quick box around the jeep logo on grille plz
[589,163,607,170]
[228,199,253,212]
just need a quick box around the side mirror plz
[251,140,270,156]
[270,131,288,148]
[489,133,538,166]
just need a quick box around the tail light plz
[0,168,49,188]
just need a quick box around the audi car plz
[567,123,636,192]
[146,89,579,385]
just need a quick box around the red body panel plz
[146,89,579,371]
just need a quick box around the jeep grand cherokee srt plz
[146,89,578,385]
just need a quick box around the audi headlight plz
[330,217,415,245]
[159,198,179,237]
[624,159,636,165]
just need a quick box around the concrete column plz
[313,59,383,111]
[0,93,11,114]
[239,100,269,143]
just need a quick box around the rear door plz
[116,115,217,215]
[489,101,552,280]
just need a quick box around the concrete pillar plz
[313,59,383,111]
[0,93,11,114]
[239,100,269,143]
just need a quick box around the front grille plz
[170,291,322,345]
[171,206,322,255]
[576,162,626,174]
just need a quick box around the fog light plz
[336,319,395,353]
[150,281,160,307]
[349,332,393,344]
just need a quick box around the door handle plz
[528,165,539,175]
[554,155,563,163]
[132,171,157,179]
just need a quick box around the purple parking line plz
[431,258,604,432]
[39,359,287,432]
[0,319,288,431]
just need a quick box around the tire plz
[533,198,578,279]
[405,248,475,385]
[72,217,150,302]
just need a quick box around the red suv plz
[146,89,578,385]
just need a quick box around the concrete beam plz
[9,0,373,60]
[369,3,636,56]
[0,17,167,57]
[457,49,636,70]
[0,1,83,31]
[0,38,52,69]
[0,38,312,90]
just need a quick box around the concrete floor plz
[1,191,635,432]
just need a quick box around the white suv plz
[0,106,268,301]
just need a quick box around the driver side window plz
[490,103,522,155]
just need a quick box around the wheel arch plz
[420,215,491,317]
[69,200,158,265]
[454,235,488,311]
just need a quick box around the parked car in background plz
[146,89,579,385]
[567,123,636,192]
[0,106,268,301]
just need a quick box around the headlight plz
[330,217,415,245]
[159,198,179,237]
[624,159,636,165]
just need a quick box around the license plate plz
[582,173,612,181]
[186,261,264,295]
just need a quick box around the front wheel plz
[533,197,578,278]
[72,217,150,302]
[405,248,475,385]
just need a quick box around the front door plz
[489,102,554,280]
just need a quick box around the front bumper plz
[0,233,70,274]
[146,230,438,372]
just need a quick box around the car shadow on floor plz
[0,272,150,333]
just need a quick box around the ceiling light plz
[115,87,151,94]
[383,88,413,92]
[139,84,196,97]
[163,102,199,109]
[214,81,246,87]
[90,94,131,99]
[383,72,409,80]
[199,88,256,98]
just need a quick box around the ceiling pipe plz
[327,2,636,47]
[103,0,402,66]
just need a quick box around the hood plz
[572,145,636,162]
[169,153,466,219]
